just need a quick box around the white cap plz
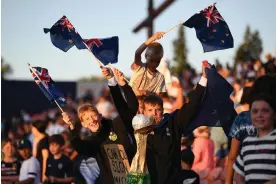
[132,114,153,131]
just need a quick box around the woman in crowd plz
[32,120,49,183]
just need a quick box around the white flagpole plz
[82,41,130,83]
[28,63,75,129]
[28,63,64,112]
[165,21,185,35]
[82,42,104,67]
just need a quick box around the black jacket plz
[69,84,138,184]
[109,83,206,184]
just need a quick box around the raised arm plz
[101,67,138,133]
[173,63,208,130]
[132,32,165,70]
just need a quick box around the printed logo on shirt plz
[58,163,63,169]
[183,177,197,184]
[48,164,52,167]
[166,127,171,136]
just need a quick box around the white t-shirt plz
[19,157,41,184]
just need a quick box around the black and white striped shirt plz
[233,129,276,184]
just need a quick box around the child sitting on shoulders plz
[129,32,167,96]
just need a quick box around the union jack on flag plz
[29,64,66,107]
[82,36,119,65]
[202,5,224,27]
[54,16,77,33]
[183,3,233,52]
[31,67,51,87]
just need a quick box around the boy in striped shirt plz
[233,94,276,184]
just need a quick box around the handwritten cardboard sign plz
[104,144,130,184]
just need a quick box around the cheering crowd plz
[1,31,276,184]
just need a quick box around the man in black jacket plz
[62,71,138,184]
[105,63,207,184]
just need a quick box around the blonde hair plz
[78,103,99,121]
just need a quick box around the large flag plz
[83,36,119,65]
[29,65,66,107]
[44,15,86,52]
[183,63,237,136]
[183,3,234,52]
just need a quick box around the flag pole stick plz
[28,64,64,112]
[28,64,74,128]
[165,21,185,34]
[82,42,130,83]
[83,42,103,67]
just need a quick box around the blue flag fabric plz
[83,36,119,65]
[183,4,234,52]
[44,15,85,52]
[183,64,237,136]
[29,66,66,107]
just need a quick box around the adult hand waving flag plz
[183,3,234,52]
[44,15,86,52]
[83,36,119,65]
[29,64,66,107]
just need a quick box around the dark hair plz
[144,94,163,107]
[32,120,47,133]
[181,147,195,167]
[249,74,276,103]
[49,134,65,146]
[145,42,164,59]
[240,87,252,105]
[250,94,276,112]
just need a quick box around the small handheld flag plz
[183,3,234,52]
[28,64,66,108]
[83,36,119,66]
[44,15,86,52]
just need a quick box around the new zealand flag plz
[183,63,237,136]
[44,15,85,52]
[83,36,119,65]
[183,4,234,52]
[29,64,66,107]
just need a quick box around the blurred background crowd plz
[1,51,275,183]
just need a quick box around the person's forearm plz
[109,84,136,133]
[120,84,139,114]
[265,178,276,184]
[69,150,78,160]
[134,43,149,62]
[225,159,235,184]
[56,177,74,183]
[42,155,48,182]
[226,138,241,184]
[135,43,147,56]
